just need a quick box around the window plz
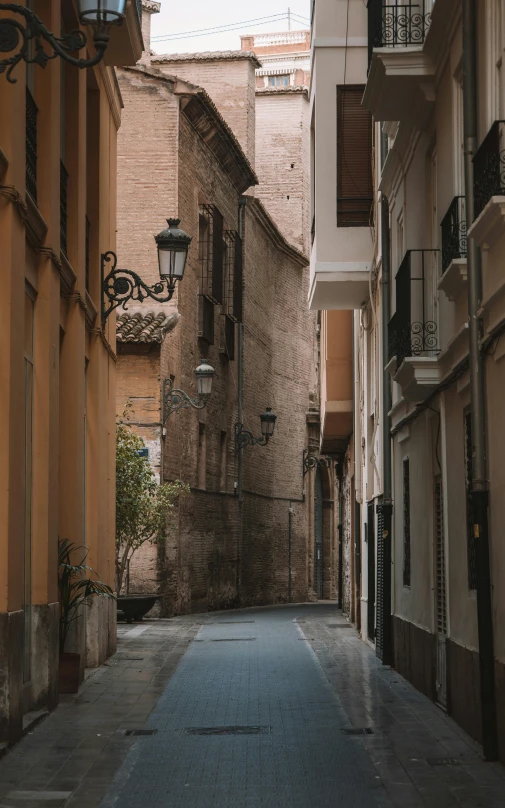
[23,289,35,682]
[464,412,477,590]
[198,294,214,345]
[337,85,373,227]
[269,75,289,87]
[403,458,411,587]
[224,229,243,344]
[198,204,224,304]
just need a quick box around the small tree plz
[116,419,188,595]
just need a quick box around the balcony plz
[388,250,441,401]
[364,0,436,123]
[468,121,505,250]
[438,196,467,301]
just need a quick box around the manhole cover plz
[183,726,270,736]
[427,758,461,767]
[124,729,157,736]
[341,727,374,736]
[210,638,256,642]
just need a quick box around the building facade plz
[311,0,505,763]
[116,13,322,614]
[0,0,142,746]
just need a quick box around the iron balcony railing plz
[473,120,505,219]
[60,161,69,256]
[368,0,433,66]
[26,88,37,202]
[441,195,466,272]
[388,249,440,368]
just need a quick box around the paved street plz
[0,604,504,808]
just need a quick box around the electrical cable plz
[152,12,308,43]
[151,13,289,40]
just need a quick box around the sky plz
[150,1,311,56]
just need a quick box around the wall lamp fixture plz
[0,1,127,83]
[235,408,277,453]
[162,362,215,435]
[101,219,191,323]
[302,449,335,476]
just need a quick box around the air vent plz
[341,728,374,736]
[124,729,157,736]
[183,726,270,736]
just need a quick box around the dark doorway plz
[367,501,375,641]
[314,468,323,598]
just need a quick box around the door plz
[314,468,323,599]
[434,475,447,707]
[367,501,376,641]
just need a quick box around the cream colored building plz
[0,0,141,746]
[311,0,505,762]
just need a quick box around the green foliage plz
[116,417,188,595]
[58,538,115,653]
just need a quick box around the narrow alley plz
[0,606,503,808]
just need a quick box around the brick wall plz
[153,55,258,169]
[254,89,310,254]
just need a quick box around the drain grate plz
[341,727,374,736]
[116,657,144,661]
[326,624,353,629]
[210,638,256,642]
[183,726,270,736]
[124,729,157,736]
[427,758,461,767]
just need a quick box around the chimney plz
[139,0,161,65]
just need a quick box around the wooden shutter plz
[212,207,224,304]
[337,85,373,227]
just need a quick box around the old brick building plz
[115,6,321,614]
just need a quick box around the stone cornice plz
[142,0,160,12]
[152,50,262,69]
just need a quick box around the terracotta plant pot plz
[59,652,81,694]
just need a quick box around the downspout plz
[353,315,362,628]
[462,0,498,760]
[337,460,344,610]
[236,197,247,602]
[379,194,393,666]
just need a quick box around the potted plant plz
[58,538,115,693]
[116,416,188,622]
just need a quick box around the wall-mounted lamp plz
[162,361,215,433]
[0,0,127,83]
[302,449,335,476]
[101,219,191,323]
[235,408,277,452]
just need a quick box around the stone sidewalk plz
[0,604,503,807]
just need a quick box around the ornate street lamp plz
[162,361,215,431]
[235,408,277,452]
[0,1,126,83]
[101,219,191,323]
[302,449,334,476]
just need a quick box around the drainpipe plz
[236,198,247,602]
[379,194,393,666]
[337,460,344,610]
[462,0,498,760]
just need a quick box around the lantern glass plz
[155,219,191,283]
[195,361,215,399]
[260,407,277,439]
[78,0,127,25]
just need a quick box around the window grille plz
[221,314,235,361]
[403,458,411,586]
[464,412,477,589]
[198,294,214,345]
[60,161,69,256]
[198,204,224,304]
[337,85,373,227]
[224,230,243,323]
[26,88,38,202]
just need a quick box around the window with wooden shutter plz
[224,230,243,323]
[337,85,373,227]
[198,204,224,304]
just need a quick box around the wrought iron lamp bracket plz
[234,423,268,453]
[101,251,176,323]
[0,4,109,84]
[303,449,334,476]
[163,377,207,423]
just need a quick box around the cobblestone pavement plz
[0,604,504,808]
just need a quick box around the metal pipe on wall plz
[462,0,498,761]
